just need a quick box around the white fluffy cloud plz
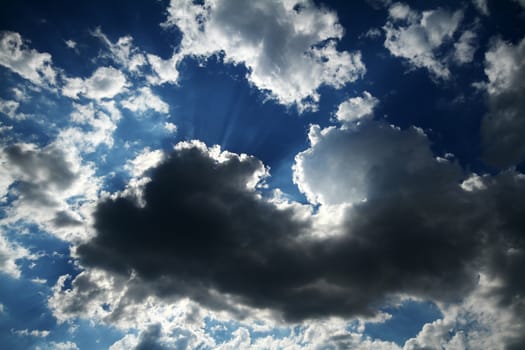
[57,101,121,153]
[62,66,128,100]
[335,91,379,124]
[482,36,525,95]
[293,122,437,206]
[121,87,169,114]
[161,0,366,111]
[146,54,180,86]
[0,31,57,87]
[0,233,30,278]
[383,3,464,78]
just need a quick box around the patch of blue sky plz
[3,223,80,286]
[0,274,56,348]
[363,299,443,346]
[49,319,125,350]
[0,223,123,349]
[0,85,74,148]
[203,318,239,344]
[166,57,315,202]
[0,284,124,350]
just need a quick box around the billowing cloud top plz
[161,0,366,111]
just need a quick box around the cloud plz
[62,66,128,100]
[472,0,489,15]
[0,98,30,120]
[121,87,169,114]
[125,148,165,178]
[91,28,146,73]
[405,274,525,350]
[161,0,365,111]
[54,117,522,335]
[0,31,57,87]
[146,54,180,86]
[514,0,525,8]
[360,28,383,40]
[11,329,50,337]
[57,101,122,153]
[454,29,477,64]
[335,91,379,124]
[383,3,464,79]
[164,122,177,133]
[0,142,99,241]
[51,342,80,350]
[48,146,525,347]
[480,35,525,167]
[293,123,446,207]
[0,233,30,278]
[74,141,324,320]
[65,39,77,50]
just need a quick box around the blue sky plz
[1,0,525,349]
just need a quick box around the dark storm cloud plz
[482,86,525,168]
[77,141,525,323]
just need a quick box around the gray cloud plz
[481,36,525,168]
[75,131,525,333]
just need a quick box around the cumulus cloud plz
[146,54,180,86]
[74,142,325,320]
[161,0,366,111]
[383,3,464,78]
[480,35,525,167]
[57,101,121,153]
[46,119,518,339]
[0,142,99,241]
[62,66,128,100]
[0,31,57,87]
[335,91,379,124]
[121,87,169,114]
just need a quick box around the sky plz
[0,0,525,349]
